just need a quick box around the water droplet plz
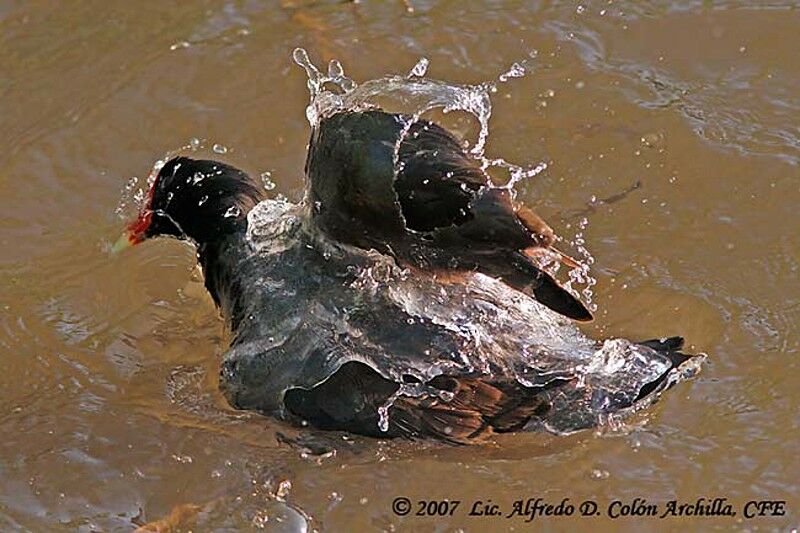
[189,137,201,150]
[192,172,205,185]
[275,479,292,500]
[408,57,429,78]
[261,171,276,190]
[327,59,344,79]
[499,62,526,82]
[170,41,190,51]
[224,205,241,218]
[212,144,228,154]
[576,5,585,14]
[198,195,208,206]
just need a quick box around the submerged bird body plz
[220,199,701,441]
[118,113,704,444]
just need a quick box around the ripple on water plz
[542,11,800,165]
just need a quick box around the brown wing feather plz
[514,203,556,246]
[515,204,581,269]
[389,376,551,444]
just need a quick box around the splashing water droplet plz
[377,388,405,432]
[564,217,597,311]
[327,59,344,79]
[261,171,276,191]
[498,62,527,82]
[212,144,228,154]
[290,49,593,299]
[189,138,201,150]
[170,41,190,51]
[293,48,359,125]
[275,479,292,500]
[198,195,208,206]
[224,205,241,218]
[115,176,140,216]
[192,171,205,185]
[407,57,429,78]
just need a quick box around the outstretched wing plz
[308,110,591,321]
[394,120,592,321]
[395,119,486,231]
[395,120,566,256]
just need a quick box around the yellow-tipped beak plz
[111,233,133,254]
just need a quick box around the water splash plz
[292,48,556,184]
[497,51,538,83]
[114,158,166,220]
[407,57,429,78]
[292,48,595,308]
[114,137,210,220]
[224,205,241,218]
[498,62,526,82]
[293,47,492,157]
[260,171,277,191]
[239,199,703,437]
[565,217,597,312]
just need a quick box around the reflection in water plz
[0,1,798,530]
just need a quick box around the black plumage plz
[118,138,703,444]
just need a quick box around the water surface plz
[1,1,798,531]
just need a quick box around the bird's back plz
[219,200,703,440]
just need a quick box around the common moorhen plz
[115,117,703,444]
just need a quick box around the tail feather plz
[523,245,581,270]
[633,336,693,401]
[638,336,690,367]
[639,336,685,352]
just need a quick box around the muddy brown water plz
[1,1,798,531]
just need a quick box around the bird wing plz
[394,119,486,231]
[308,110,591,321]
[394,120,592,321]
[396,119,569,260]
